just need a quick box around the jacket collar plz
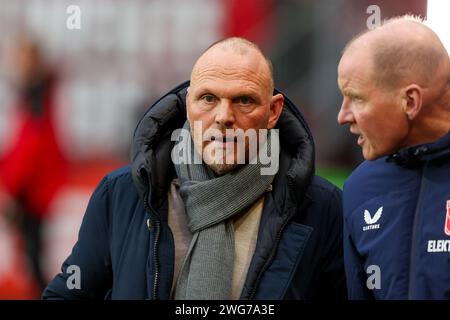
[130,81,315,213]
[387,131,450,167]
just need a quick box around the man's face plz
[187,47,282,175]
[337,49,410,160]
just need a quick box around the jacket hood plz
[130,81,315,211]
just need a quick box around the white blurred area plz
[0,0,222,159]
[426,0,450,54]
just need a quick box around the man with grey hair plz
[337,16,450,299]
[43,37,346,300]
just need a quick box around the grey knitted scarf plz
[173,122,276,300]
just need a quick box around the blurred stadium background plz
[0,0,441,298]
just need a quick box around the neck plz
[405,107,450,147]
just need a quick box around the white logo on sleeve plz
[363,207,383,231]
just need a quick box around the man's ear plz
[268,93,284,129]
[186,87,190,102]
[401,84,423,120]
[186,88,191,122]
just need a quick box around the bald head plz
[344,16,450,93]
[337,16,450,159]
[191,37,274,94]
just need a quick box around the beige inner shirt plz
[168,179,264,299]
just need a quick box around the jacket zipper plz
[248,177,300,300]
[143,195,161,300]
[408,165,426,299]
[152,218,161,299]
[248,217,290,299]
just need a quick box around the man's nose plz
[215,100,235,127]
[337,99,354,125]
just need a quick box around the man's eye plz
[238,96,252,105]
[202,95,215,103]
[347,94,363,103]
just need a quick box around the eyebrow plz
[343,89,358,97]
[194,87,262,99]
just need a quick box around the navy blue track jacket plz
[343,132,450,299]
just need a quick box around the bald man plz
[337,16,450,299]
[44,37,347,300]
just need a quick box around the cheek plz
[385,118,410,144]
[187,105,212,128]
[353,112,371,133]
[355,109,385,134]
[237,109,270,130]
[371,116,409,152]
[186,103,198,122]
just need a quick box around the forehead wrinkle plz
[191,46,272,93]
[191,61,270,94]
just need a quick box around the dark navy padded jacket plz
[43,81,346,300]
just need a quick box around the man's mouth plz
[210,136,238,143]
[350,127,364,146]
[357,134,365,146]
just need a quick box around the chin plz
[208,163,242,176]
[362,152,376,161]
[363,150,384,161]
[362,147,377,161]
